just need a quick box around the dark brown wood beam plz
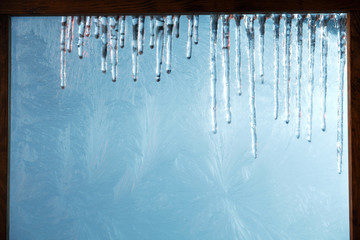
[0,0,359,15]
[348,11,360,240]
[0,15,9,240]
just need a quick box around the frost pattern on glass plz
[272,14,281,120]
[283,14,292,124]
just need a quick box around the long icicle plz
[234,14,243,96]
[110,17,119,82]
[174,15,180,38]
[272,14,281,120]
[320,15,330,132]
[155,16,165,82]
[165,16,174,74]
[85,16,91,37]
[149,16,155,49]
[119,16,126,48]
[295,14,306,138]
[307,14,318,142]
[131,16,139,81]
[100,16,108,73]
[77,16,85,59]
[257,14,266,84]
[222,14,231,124]
[60,16,67,89]
[245,15,257,158]
[336,13,347,174]
[66,16,73,53]
[138,16,145,55]
[93,16,100,39]
[194,15,199,44]
[186,15,194,59]
[283,14,292,124]
[210,15,219,133]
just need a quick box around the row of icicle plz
[60,14,347,173]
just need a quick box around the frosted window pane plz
[10,16,348,239]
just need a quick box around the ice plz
[186,15,193,59]
[245,15,257,158]
[174,15,180,38]
[149,16,155,49]
[283,14,292,124]
[60,16,67,89]
[138,16,145,55]
[320,15,330,131]
[119,16,126,48]
[210,15,219,133]
[77,16,85,59]
[194,15,199,44]
[257,14,266,84]
[100,16,108,73]
[165,16,174,74]
[336,13,347,174]
[65,16,73,53]
[233,14,243,95]
[110,17,119,82]
[131,16,139,81]
[295,14,306,138]
[155,16,165,82]
[93,16,100,39]
[272,14,281,120]
[221,14,231,124]
[85,16,91,37]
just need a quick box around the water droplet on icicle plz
[210,15,219,133]
[283,14,292,124]
[221,14,231,124]
[245,15,257,158]
[295,14,306,138]
[320,14,330,132]
[307,14,319,142]
[138,16,145,55]
[119,16,126,48]
[272,14,281,120]
[60,16,67,89]
[336,13,347,174]
[131,16,139,81]
[165,16,174,74]
[66,16,73,53]
[155,16,165,82]
[110,17,119,82]
[234,14,243,96]
[77,16,85,59]
[100,16,108,73]
[186,15,194,59]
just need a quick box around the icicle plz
[257,14,266,84]
[119,16,126,48]
[76,16,81,25]
[336,13,347,174]
[272,14,281,120]
[85,16,91,37]
[100,16,108,73]
[60,16,67,89]
[245,15,257,158]
[131,16,139,81]
[165,16,174,74]
[221,14,231,123]
[307,14,319,142]
[186,15,194,59]
[66,16,73,53]
[77,16,85,59]
[234,14,243,95]
[295,14,306,138]
[174,15,180,38]
[94,16,100,39]
[155,16,165,82]
[283,14,292,124]
[320,15,330,132]
[149,16,155,49]
[138,16,145,55]
[110,17,119,82]
[210,15,219,133]
[194,15,199,44]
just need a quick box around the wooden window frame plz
[0,1,359,239]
